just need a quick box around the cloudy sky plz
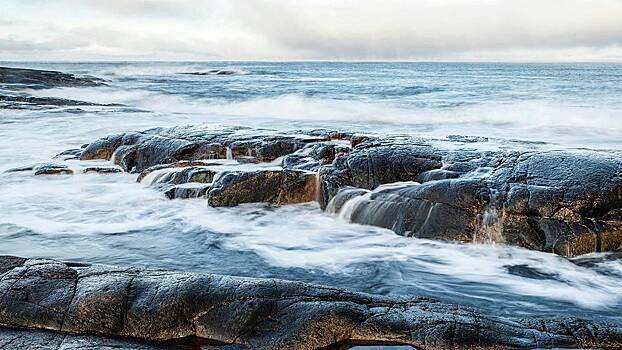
[2,0,622,61]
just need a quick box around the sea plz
[1,62,621,325]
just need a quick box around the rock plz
[320,139,622,256]
[330,180,485,241]
[79,126,336,172]
[164,184,211,199]
[33,163,73,176]
[137,161,222,184]
[0,256,620,349]
[0,327,177,349]
[207,169,316,207]
[65,126,622,255]
[0,94,123,110]
[0,66,105,89]
[5,163,74,176]
[53,148,83,160]
[84,166,123,174]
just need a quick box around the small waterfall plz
[314,172,322,204]
[475,189,505,244]
[140,168,178,186]
[226,147,233,160]
[109,147,122,164]
[338,194,368,221]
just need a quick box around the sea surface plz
[1,62,621,325]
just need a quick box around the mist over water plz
[1,62,621,323]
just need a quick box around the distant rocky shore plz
[2,66,622,349]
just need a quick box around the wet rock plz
[0,66,105,89]
[207,169,316,207]
[68,126,622,255]
[53,148,83,160]
[331,180,484,241]
[0,256,620,349]
[33,163,74,176]
[79,126,335,172]
[0,327,179,349]
[140,166,218,187]
[321,140,622,256]
[0,94,123,110]
[84,166,123,174]
[165,184,211,199]
[137,161,221,183]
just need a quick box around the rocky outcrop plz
[78,126,335,173]
[38,125,622,255]
[319,138,622,256]
[0,67,105,89]
[0,256,620,349]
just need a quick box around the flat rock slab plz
[0,256,621,349]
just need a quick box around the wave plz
[178,68,250,76]
[22,87,622,149]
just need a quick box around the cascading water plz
[475,188,506,244]
[226,146,233,160]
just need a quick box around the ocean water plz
[1,62,621,325]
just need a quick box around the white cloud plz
[1,0,621,61]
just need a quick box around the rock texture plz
[320,138,622,256]
[0,256,620,349]
[40,125,622,255]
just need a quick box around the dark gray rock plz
[0,256,620,349]
[33,163,74,176]
[320,138,622,256]
[0,67,105,89]
[164,184,211,200]
[79,126,334,172]
[0,94,123,110]
[64,126,622,255]
[84,166,123,174]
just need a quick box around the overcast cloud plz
[1,0,622,61]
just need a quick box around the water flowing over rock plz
[0,256,620,349]
[319,137,622,256]
[37,125,622,256]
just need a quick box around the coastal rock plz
[63,126,622,255]
[0,94,123,110]
[164,184,211,199]
[80,126,335,172]
[0,256,620,349]
[84,166,123,174]
[32,163,73,175]
[321,139,622,256]
[0,66,105,89]
[207,169,316,207]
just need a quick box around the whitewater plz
[1,61,621,326]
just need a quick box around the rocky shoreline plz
[16,123,618,257]
[1,256,621,349]
[3,66,622,349]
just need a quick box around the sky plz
[1,0,622,62]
